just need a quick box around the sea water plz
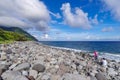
[40,41,120,62]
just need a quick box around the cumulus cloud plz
[102,27,114,32]
[0,16,28,28]
[103,0,120,21]
[61,3,91,29]
[0,0,50,31]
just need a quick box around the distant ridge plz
[0,26,37,42]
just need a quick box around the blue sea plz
[40,41,120,61]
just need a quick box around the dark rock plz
[27,76,35,80]
[0,76,3,80]
[5,48,12,54]
[95,73,107,80]
[32,64,45,72]
[90,76,97,80]
[0,64,9,75]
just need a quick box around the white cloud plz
[103,0,120,21]
[61,3,91,29]
[49,12,61,19]
[41,33,49,39]
[90,14,99,25]
[0,0,50,31]
[0,16,28,28]
[102,27,114,32]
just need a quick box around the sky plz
[0,0,120,41]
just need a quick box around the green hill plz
[0,26,37,43]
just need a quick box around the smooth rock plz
[90,76,97,80]
[0,64,9,75]
[76,65,83,72]
[13,63,30,71]
[71,63,76,69]
[0,52,7,60]
[29,70,38,79]
[22,70,29,76]
[95,73,107,80]
[5,48,12,54]
[27,76,35,80]
[32,64,45,72]
[51,75,60,80]
[57,64,69,75]
[80,61,87,66]
[41,73,51,80]
[107,68,117,76]
[0,76,3,80]
[61,73,90,80]
[9,63,19,70]
[2,70,28,80]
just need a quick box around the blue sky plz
[0,0,120,41]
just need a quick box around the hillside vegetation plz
[0,26,37,44]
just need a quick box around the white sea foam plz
[98,52,120,62]
[49,45,120,62]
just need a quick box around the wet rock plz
[32,64,45,72]
[13,63,30,71]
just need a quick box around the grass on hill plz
[0,28,33,44]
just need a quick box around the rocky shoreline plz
[0,41,120,80]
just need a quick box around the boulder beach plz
[0,41,120,80]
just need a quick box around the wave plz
[49,45,120,62]
[98,52,120,62]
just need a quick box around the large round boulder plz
[1,70,28,80]
[95,73,107,80]
[32,64,45,72]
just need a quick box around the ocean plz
[40,41,120,61]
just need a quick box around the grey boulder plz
[1,70,28,80]
[32,64,45,72]
[95,73,107,80]
[13,63,30,71]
